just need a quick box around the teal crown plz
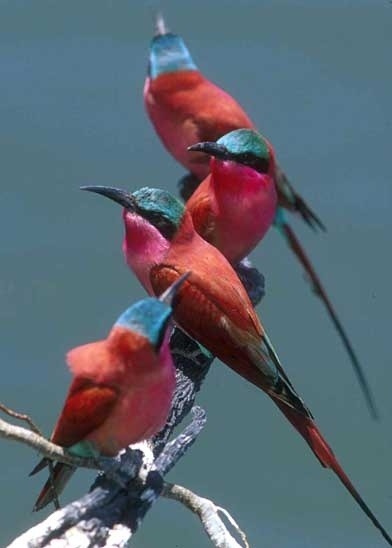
[132,187,184,240]
[217,129,270,160]
[149,33,197,78]
[115,298,172,350]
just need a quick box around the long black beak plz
[188,142,229,160]
[159,272,191,307]
[80,185,135,211]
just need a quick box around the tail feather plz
[33,462,75,512]
[278,219,378,420]
[29,457,49,477]
[275,169,326,232]
[294,193,326,232]
[269,375,313,419]
[261,332,313,419]
[272,397,392,545]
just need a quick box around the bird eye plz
[238,152,253,162]
[237,152,269,174]
[136,207,177,240]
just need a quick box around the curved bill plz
[159,272,191,307]
[154,12,169,36]
[80,185,135,211]
[188,142,229,160]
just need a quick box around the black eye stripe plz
[136,207,177,240]
[235,152,269,174]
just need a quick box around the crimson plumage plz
[31,284,186,511]
[82,185,391,545]
[143,16,376,418]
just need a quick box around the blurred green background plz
[1,1,392,546]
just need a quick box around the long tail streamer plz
[278,218,378,420]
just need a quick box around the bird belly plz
[215,190,276,264]
[86,374,175,456]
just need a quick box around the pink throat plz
[211,158,269,191]
[209,158,277,262]
[122,210,170,295]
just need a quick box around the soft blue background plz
[1,1,391,546]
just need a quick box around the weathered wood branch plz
[0,416,98,470]
[7,408,207,548]
[4,259,262,547]
[163,482,250,548]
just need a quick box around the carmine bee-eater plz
[82,184,391,545]
[143,14,377,419]
[187,129,278,264]
[144,13,321,220]
[30,277,188,511]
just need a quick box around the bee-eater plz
[30,278,187,511]
[144,13,321,222]
[82,184,391,545]
[143,16,377,419]
[187,129,278,264]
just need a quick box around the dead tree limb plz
[4,259,262,547]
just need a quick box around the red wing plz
[51,377,118,448]
[150,263,283,392]
[150,262,263,347]
[150,264,305,396]
[186,178,217,243]
[151,72,254,137]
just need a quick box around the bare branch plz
[155,406,206,476]
[4,261,262,547]
[0,416,97,470]
[0,402,43,435]
[6,408,208,548]
[162,482,250,548]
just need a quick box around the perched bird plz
[187,129,278,264]
[144,13,321,220]
[143,14,377,419]
[82,184,391,545]
[30,277,187,511]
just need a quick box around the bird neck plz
[210,158,273,201]
[209,158,278,262]
[147,69,203,93]
[171,211,197,247]
[123,212,171,295]
[109,327,149,356]
[110,327,174,383]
